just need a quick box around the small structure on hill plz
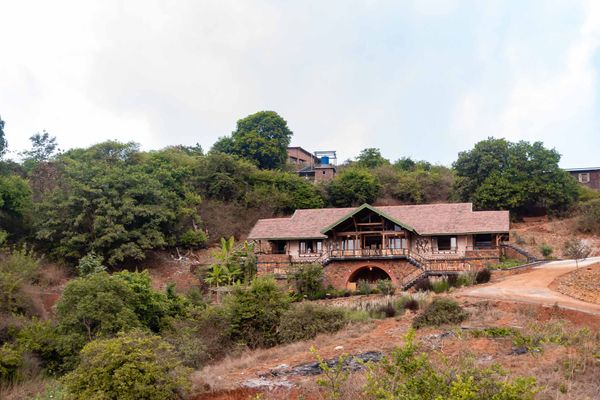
[565,167,600,191]
[248,203,510,290]
[287,147,336,183]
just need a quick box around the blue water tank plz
[320,156,329,165]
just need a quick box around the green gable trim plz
[319,203,416,234]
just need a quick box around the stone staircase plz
[500,242,539,263]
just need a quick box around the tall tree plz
[211,111,293,169]
[453,138,578,215]
[0,116,7,159]
[326,168,381,207]
[21,130,59,169]
[356,148,389,169]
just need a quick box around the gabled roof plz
[320,203,416,234]
[565,167,600,172]
[247,203,510,240]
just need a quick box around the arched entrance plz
[348,266,392,284]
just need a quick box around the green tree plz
[326,168,381,207]
[225,276,290,348]
[0,174,32,243]
[0,116,7,159]
[211,111,293,169]
[21,130,59,170]
[62,331,190,400]
[454,138,578,215]
[356,148,389,169]
[0,246,41,314]
[33,141,204,265]
[76,252,106,276]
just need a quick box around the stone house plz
[565,167,600,191]
[248,203,510,290]
[287,147,336,183]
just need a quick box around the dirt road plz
[462,257,600,315]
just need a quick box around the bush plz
[363,329,538,399]
[413,277,432,292]
[0,246,41,314]
[370,302,397,319]
[376,279,395,295]
[475,268,491,284]
[357,279,373,295]
[179,228,208,248]
[278,303,348,344]
[0,343,23,383]
[76,252,106,276]
[577,199,600,234]
[163,307,232,369]
[413,298,468,329]
[431,278,450,293]
[396,295,420,312]
[62,331,190,400]
[225,277,290,348]
[292,264,325,300]
[16,319,69,375]
[539,244,553,259]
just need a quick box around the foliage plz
[540,244,553,258]
[0,116,6,159]
[363,329,538,400]
[396,295,420,312]
[562,237,592,266]
[292,264,325,300]
[278,303,347,344]
[0,343,23,383]
[326,167,381,207]
[489,259,522,270]
[212,111,293,170]
[207,237,241,287]
[413,298,468,329]
[62,331,190,400]
[355,148,389,169]
[163,307,232,369]
[75,252,106,276]
[577,199,600,235]
[453,138,578,215]
[20,131,59,171]
[0,174,32,243]
[376,279,395,295]
[16,319,69,375]
[225,277,290,348]
[33,142,205,266]
[311,347,350,400]
[431,278,450,293]
[0,246,41,314]
[357,279,373,295]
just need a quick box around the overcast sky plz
[1,1,599,167]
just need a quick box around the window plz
[316,241,323,252]
[300,240,315,254]
[341,238,355,250]
[579,173,590,183]
[387,237,406,249]
[436,236,457,251]
[474,234,493,249]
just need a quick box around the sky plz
[1,0,599,167]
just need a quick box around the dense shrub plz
[413,277,432,292]
[163,307,232,369]
[75,252,106,277]
[225,277,290,348]
[475,268,491,284]
[0,343,23,383]
[326,167,381,207]
[413,298,468,329]
[357,279,373,295]
[62,331,190,400]
[431,278,450,293]
[16,319,68,375]
[540,244,553,258]
[292,264,325,300]
[363,329,538,400]
[376,279,395,295]
[0,246,41,314]
[278,303,347,343]
[577,199,600,234]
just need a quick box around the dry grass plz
[35,263,71,288]
[0,375,56,400]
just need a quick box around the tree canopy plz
[326,167,381,207]
[453,138,578,215]
[211,111,293,169]
[0,116,7,159]
[355,148,389,169]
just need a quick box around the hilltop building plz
[287,147,336,183]
[248,203,511,290]
[565,167,600,191]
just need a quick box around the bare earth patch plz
[554,262,600,305]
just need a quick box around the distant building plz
[287,147,337,183]
[565,167,600,191]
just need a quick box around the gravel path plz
[462,257,600,316]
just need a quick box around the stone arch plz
[348,265,392,284]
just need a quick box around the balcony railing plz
[329,248,409,258]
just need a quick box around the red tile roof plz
[247,203,509,240]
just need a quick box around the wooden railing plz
[329,248,409,258]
